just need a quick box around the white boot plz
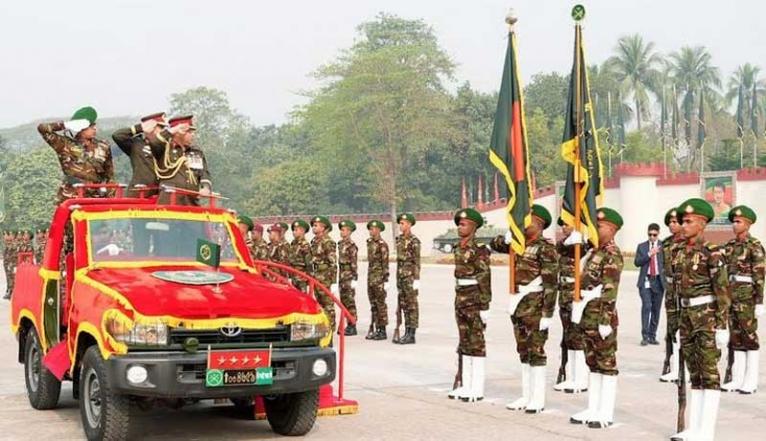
[570,350,589,393]
[525,365,546,413]
[696,389,721,441]
[670,389,703,440]
[660,341,680,383]
[570,372,601,424]
[721,350,746,392]
[589,374,617,428]
[739,350,760,394]
[448,355,472,399]
[554,350,575,392]
[464,356,485,402]
[507,363,530,410]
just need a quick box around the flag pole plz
[507,11,518,295]
[572,18,583,303]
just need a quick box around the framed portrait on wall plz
[700,171,736,225]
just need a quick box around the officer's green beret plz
[339,219,357,232]
[596,207,623,230]
[291,219,310,232]
[237,215,254,231]
[71,106,98,124]
[277,222,289,232]
[311,216,332,231]
[664,207,679,226]
[367,220,385,231]
[729,205,757,224]
[677,198,714,222]
[397,213,416,226]
[531,204,552,229]
[453,208,483,228]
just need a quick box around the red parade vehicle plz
[9,184,356,440]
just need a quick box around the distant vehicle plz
[432,225,506,253]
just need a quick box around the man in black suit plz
[634,223,665,346]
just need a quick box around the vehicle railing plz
[159,185,229,208]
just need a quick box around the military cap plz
[278,222,289,232]
[253,223,264,233]
[531,204,552,229]
[292,219,310,232]
[677,198,714,222]
[237,215,254,231]
[141,112,168,126]
[311,216,332,231]
[339,219,357,232]
[453,208,483,228]
[267,223,283,233]
[664,207,679,226]
[367,220,385,231]
[397,213,416,226]
[729,205,757,224]
[71,106,97,124]
[596,207,623,230]
[168,115,196,130]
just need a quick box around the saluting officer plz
[112,112,166,197]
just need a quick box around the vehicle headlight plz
[291,321,329,341]
[106,318,168,346]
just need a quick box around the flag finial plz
[505,9,518,28]
[571,4,586,22]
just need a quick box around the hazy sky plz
[1,0,763,128]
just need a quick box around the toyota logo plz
[220,325,242,338]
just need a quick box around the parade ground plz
[1,262,764,440]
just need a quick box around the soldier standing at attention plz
[289,219,312,291]
[448,208,491,403]
[310,216,338,332]
[2,231,14,299]
[669,199,730,441]
[37,106,115,202]
[112,112,166,197]
[490,205,558,413]
[236,215,256,260]
[660,206,685,383]
[394,213,421,345]
[338,220,359,336]
[267,224,290,275]
[366,220,390,341]
[251,224,269,261]
[721,205,764,394]
[570,207,624,429]
[34,229,48,265]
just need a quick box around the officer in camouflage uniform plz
[251,224,269,261]
[267,224,290,277]
[366,220,390,341]
[448,208,491,402]
[394,213,421,345]
[660,206,685,383]
[721,205,764,394]
[338,220,359,336]
[669,198,731,441]
[38,106,115,202]
[236,215,256,260]
[34,229,48,265]
[491,204,558,413]
[289,219,312,291]
[310,216,338,332]
[2,231,15,299]
[570,207,624,429]
[112,112,166,197]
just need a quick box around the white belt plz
[571,285,603,324]
[508,276,543,316]
[680,295,716,308]
[560,276,575,283]
[456,278,479,287]
[730,275,753,283]
[665,276,674,284]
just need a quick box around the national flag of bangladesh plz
[196,238,221,268]
[488,28,533,255]
[560,23,604,247]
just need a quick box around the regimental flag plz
[488,27,533,255]
[660,88,667,149]
[196,238,221,268]
[0,177,5,224]
[736,85,745,139]
[616,92,626,149]
[751,83,759,138]
[697,91,706,149]
[560,23,604,247]
[671,85,679,145]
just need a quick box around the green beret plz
[729,205,757,224]
[71,106,97,124]
[277,222,289,232]
[677,198,714,222]
[291,219,310,232]
[367,220,385,231]
[596,207,623,229]
[339,219,357,232]
[311,216,332,231]
[664,207,679,226]
[453,208,484,228]
[531,204,552,229]
[237,215,254,231]
[397,213,416,226]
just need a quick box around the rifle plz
[723,342,734,384]
[392,300,403,343]
[453,348,463,390]
[556,319,568,384]
[675,283,686,433]
[662,332,673,376]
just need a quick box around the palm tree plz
[668,46,722,104]
[607,34,661,130]
[726,63,766,116]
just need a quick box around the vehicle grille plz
[169,326,290,346]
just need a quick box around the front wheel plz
[264,389,319,436]
[79,346,132,441]
[24,327,61,410]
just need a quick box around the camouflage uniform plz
[2,232,16,297]
[662,235,685,340]
[673,237,730,389]
[557,240,586,351]
[251,238,269,261]
[396,233,421,328]
[289,236,312,291]
[37,122,115,202]
[338,237,358,320]
[367,236,390,328]
[34,230,47,265]
[580,240,624,376]
[491,236,558,366]
[310,235,338,330]
[454,237,492,357]
[268,239,291,277]
[723,235,765,351]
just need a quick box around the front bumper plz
[106,347,335,398]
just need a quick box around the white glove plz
[330,283,339,295]
[564,231,583,246]
[64,119,90,133]
[384,282,390,291]
[598,324,613,339]
[350,280,358,289]
[756,304,765,317]
[539,317,552,331]
[479,309,489,324]
[504,230,513,245]
[715,329,730,349]
[97,244,121,256]
[413,279,420,290]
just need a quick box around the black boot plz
[398,327,416,345]
[3,290,10,300]
[344,324,357,336]
[371,327,387,340]
[365,325,376,340]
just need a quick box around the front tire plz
[24,327,61,410]
[79,346,132,441]
[264,389,319,436]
